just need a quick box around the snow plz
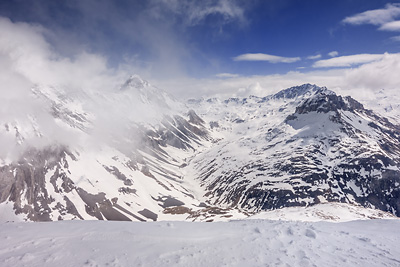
[249,203,396,222]
[1,219,400,267]
[0,202,24,222]
[355,88,400,124]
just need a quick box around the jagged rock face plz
[188,84,400,216]
[0,145,131,221]
[295,93,359,114]
[0,147,80,221]
[0,109,210,221]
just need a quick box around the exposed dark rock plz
[118,187,137,195]
[272,84,325,99]
[138,208,158,221]
[0,146,81,221]
[188,110,204,125]
[163,206,192,215]
[153,195,185,208]
[103,165,133,186]
[209,121,219,129]
[76,188,132,221]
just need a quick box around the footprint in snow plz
[106,257,121,267]
[305,228,317,239]
[253,227,263,234]
[286,227,294,236]
[358,236,371,243]
[20,253,35,262]
[84,259,99,267]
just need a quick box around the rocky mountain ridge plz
[0,78,399,222]
[187,84,400,216]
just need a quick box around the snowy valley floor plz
[1,219,400,267]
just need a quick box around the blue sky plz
[0,0,400,98]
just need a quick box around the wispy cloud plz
[328,51,339,57]
[187,0,246,26]
[342,3,400,26]
[379,20,400,31]
[216,73,239,78]
[391,35,400,42]
[307,54,321,60]
[151,0,247,26]
[233,53,301,63]
[313,53,386,68]
[0,17,123,91]
[342,3,400,41]
[0,0,253,83]
[0,16,192,159]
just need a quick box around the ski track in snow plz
[1,219,400,267]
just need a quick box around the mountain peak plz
[116,74,188,116]
[118,74,168,106]
[272,83,333,100]
[120,74,150,91]
[294,92,365,115]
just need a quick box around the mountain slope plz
[1,80,400,222]
[187,84,400,216]
[0,76,211,222]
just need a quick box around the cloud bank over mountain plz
[1,2,400,105]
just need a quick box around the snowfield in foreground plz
[1,219,399,267]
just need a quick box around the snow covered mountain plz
[0,75,212,222]
[186,84,400,217]
[356,88,400,125]
[1,78,400,222]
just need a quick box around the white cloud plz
[157,53,400,107]
[307,54,321,60]
[0,16,136,158]
[343,53,400,90]
[328,51,339,57]
[379,20,400,31]
[391,35,400,42]
[216,73,239,78]
[233,53,301,63]
[157,69,342,100]
[313,53,386,68]
[342,4,400,41]
[342,3,400,26]
[0,17,127,91]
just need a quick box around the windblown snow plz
[1,218,399,267]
